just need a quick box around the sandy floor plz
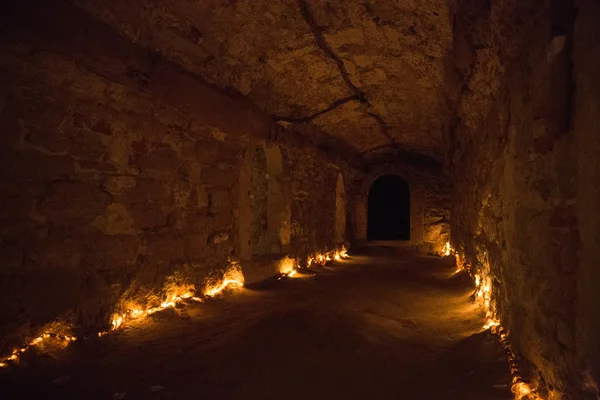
[1,248,512,399]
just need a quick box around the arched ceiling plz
[73,0,454,164]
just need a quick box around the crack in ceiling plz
[272,94,362,123]
[73,0,454,163]
[276,0,395,149]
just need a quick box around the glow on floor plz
[0,246,349,369]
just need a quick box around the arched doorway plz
[335,173,346,244]
[367,174,410,240]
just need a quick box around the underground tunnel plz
[0,0,599,399]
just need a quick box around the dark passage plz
[367,174,410,240]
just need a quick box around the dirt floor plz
[1,248,512,399]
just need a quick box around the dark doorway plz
[367,174,410,240]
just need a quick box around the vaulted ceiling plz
[74,0,454,164]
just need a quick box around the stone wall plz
[349,161,450,252]
[286,146,346,255]
[573,0,600,394]
[450,0,600,396]
[0,0,358,352]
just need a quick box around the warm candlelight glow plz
[456,248,541,400]
[0,247,350,370]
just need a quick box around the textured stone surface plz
[0,0,360,352]
[573,0,600,394]
[72,0,454,161]
[450,0,600,397]
[2,1,599,399]
[349,161,450,252]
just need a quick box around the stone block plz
[172,181,191,209]
[145,233,184,263]
[107,134,129,168]
[179,161,202,182]
[40,182,111,224]
[555,318,575,350]
[129,202,168,230]
[77,159,118,173]
[25,124,69,153]
[91,202,136,235]
[549,206,577,228]
[0,149,76,181]
[129,179,172,204]
[87,234,142,267]
[243,257,280,285]
[202,166,237,187]
[195,185,209,209]
[28,235,83,269]
[0,109,23,147]
[0,195,34,228]
[211,212,234,230]
[0,181,44,226]
[106,176,172,205]
[91,119,113,136]
[0,275,25,350]
[21,101,66,132]
[187,212,212,233]
[67,128,107,159]
[0,237,24,269]
[185,232,208,259]
[194,138,220,164]
[103,176,136,196]
[131,140,149,155]
[72,111,96,130]
[21,265,82,326]
[208,231,229,245]
[210,188,231,212]
[180,139,196,160]
[136,148,181,175]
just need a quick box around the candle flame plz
[0,247,350,370]
[204,279,244,297]
[203,262,245,297]
[454,248,542,399]
[0,322,76,368]
[333,246,349,261]
[442,241,452,256]
[0,264,244,368]
[278,256,297,277]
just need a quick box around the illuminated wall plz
[450,0,600,396]
[0,2,359,353]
